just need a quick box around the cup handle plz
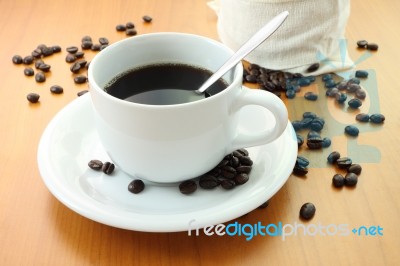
[229,88,288,151]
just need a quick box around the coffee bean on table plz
[297,134,304,147]
[126,22,135,29]
[50,85,63,94]
[99,37,109,45]
[366,43,379,51]
[370,113,385,124]
[52,45,62,53]
[66,53,77,63]
[70,62,81,73]
[41,46,54,56]
[322,137,331,148]
[293,165,308,176]
[347,164,362,175]
[77,90,88,97]
[38,63,51,72]
[344,173,358,186]
[66,46,79,54]
[24,67,34,76]
[179,180,197,194]
[34,59,44,69]
[82,35,92,42]
[23,55,34,65]
[337,157,352,169]
[126,28,137,36]
[91,44,101,51]
[345,125,359,136]
[142,15,153,22]
[116,24,126,31]
[347,83,361,93]
[332,174,345,188]
[128,179,145,194]
[357,40,368,48]
[306,63,320,73]
[102,161,115,174]
[81,41,93,50]
[35,72,46,83]
[355,70,369,78]
[88,159,103,170]
[356,113,370,122]
[31,48,42,58]
[12,55,23,64]
[74,75,87,84]
[355,89,366,100]
[27,93,40,103]
[299,202,316,220]
[75,51,85,59]
[335,93,347,104]
[296,156,309,168]
[327,151,341,164]
[304,92,318,101]
[307,137,323,149]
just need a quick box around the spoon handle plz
[195,10,289,94]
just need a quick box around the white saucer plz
[38,93,297,232]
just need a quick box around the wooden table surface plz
[1,0,399,265]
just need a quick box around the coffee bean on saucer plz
[179,180,197,194]
[234,173,249,185]
[221,165,236,179]
[236,165,252,174]
[88,159,103,170]
[300,202,316,220]
[239,156,253,166]
[128,179,145,194]
[102,161,115,174]
[199,174,219,189]
[221,179,236,190]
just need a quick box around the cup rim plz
[88,32,243,109]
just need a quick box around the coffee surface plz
[104,63,228,105]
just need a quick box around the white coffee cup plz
[89,32,288,183]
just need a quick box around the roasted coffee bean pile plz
[327,151,362,188]
[179,149,253,195]
[243,63,318,99]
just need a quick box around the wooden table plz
[1,0,399,265]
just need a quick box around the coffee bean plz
[77,90,88,96]
[74,75,87,84]
[293,165,308,176]
[126,22,135,29]
[66,46,79,54]
[348,98,362,109]
[337,157,352,169]
[335,92,347,104]
[296,156,309,167]
[102,161,115,174]
[23,55,34,65]
[298,77,311,87]
[88,159,103,170]
[344,173,358,186]
[143,15,153,22]
[77,59,87,68]
[35,72,46,83]
[126,29,137,36]
[304,92,318,101]
[303,112,317,119]
[128,179,145,194]
[24,67,34,76]
[221,179,236,190]
[116,24,126,31]
[297,134,304,147]
[307,63,320,73]
[307,137,323,149]
[337,81,348,91]
[239,156,253,166]
[348,164,362,175]
[199,174,219,189]
[322,137,331,148]
[237,148,249,157]
[370,113,385,124]
[310,117,325,131]
[34,59,44,69]
[234,173,249,185]
[322,74,332,81]
[179,180,197,194]
[366,43,378,51]
[327,151,341,164]
[258,200,270,209]
[347,78,360,85]
[324,79,336,89]
[292,121,302,131]
[236,165,252,174]
[27,93,40,103]
[12,55,23,64]
[66,53,77,63]
[299,202,316,220]
[332,174,345,188]
[356,113,370,122]
[307,131,320,139]
[355,70,368,78]
[345,125,359,136]
[70,62,81,73]
[99,37,109,45]
[75,51,85,59]
[355,89,366,100]
[230,156,240,168]
[50,85,63,94]
[357,40,368,48]
[81,35,92,42]
[347,84,360,93]
[91,44,101,51]
[326,88,339,97]
[52,45,62,53]
[221,165,236,179]
[38,63,51,72]
[81,40,93,50]
[245,74,257,83]
[41,46,54,56]
[31,48,42,58]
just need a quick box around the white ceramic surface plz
[89,33,288,183]
[37,94,297,232]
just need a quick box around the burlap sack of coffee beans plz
[208,0,353,75]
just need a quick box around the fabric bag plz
[208,0,353,75]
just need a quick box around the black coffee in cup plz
[104,63,229,105]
